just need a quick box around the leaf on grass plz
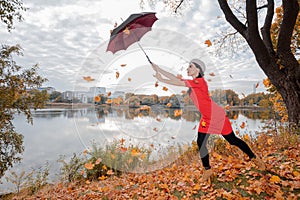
[95,158,102,165]
[270,175,281,183]
[107,170,114,175]
[84,162,94,170]
[98,175,107,180]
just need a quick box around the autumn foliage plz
[8,126,300,199]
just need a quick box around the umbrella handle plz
[137,42,152,64]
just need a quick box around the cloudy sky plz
[0,0,275,96]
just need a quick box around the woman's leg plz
[197,132,211,169]
[222,131,255,159]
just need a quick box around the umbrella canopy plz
[106,12,158,62]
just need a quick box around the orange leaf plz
[84,162,94,170]
[120,138,125,144]
[83,76,95,82]
[270,175,281,183]
[107,170,114,175]
[102,165,107,170]
[209,72,216,76]
[240,122,246,129]
[233,114,238,120]
[116,71,120,79]
[120,64,127,67]
[205,39,212,47]
[94,96,101,102]
[83,149,88,155]
[166,103,172,107]
[162,86,168,91]
[120,147,127,153]
[225,105,230,110]
[181,90,187,94]
[98,175,107,180]
[107,91,111,96]
[106,99,112,104]
[255,82,259,88]
[153,127,158,132]
[155,81,159,87]
[174,109,182,117]
[128,77,132,82]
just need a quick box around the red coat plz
[183,78,232,135]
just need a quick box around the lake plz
[0,106,272,194]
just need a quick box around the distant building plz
[89,87,106,95]
[61,87,107,103]
[38,87,55,94]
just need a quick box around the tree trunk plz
[218,0,300,127]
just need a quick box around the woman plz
[152,59,265,182]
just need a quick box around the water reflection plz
[0,106,271,194]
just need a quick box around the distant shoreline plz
[45,103,270,110]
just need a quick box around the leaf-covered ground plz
[7,131,300,199]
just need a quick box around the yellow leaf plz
[174,109,182,117]
[267,138,273,145]
[102,165,107,170]
[293,171,300,177]
[270,175,281,183]
[98,175,107,180]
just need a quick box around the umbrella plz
[106,12,158,63]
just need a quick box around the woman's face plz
[187,63,200,78]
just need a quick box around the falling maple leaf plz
[255,82,259,88]
[102,165,107,170]
[209,72,216,76]
[106,99,112,104]
[120,64,127,67]
[153,127,158,132]
[233,115,238,120]
[120,138,125,145]
[107,92,111,96]
[83,76,95,82]
[162,86,168,91]
[166,103,172,107]
[94,96,101,102]
[174,109,182,117]
[116,71,120,79]
[240,122,246,129]
[156,117,161,122]
[155,81,159,87]
[120,147,127,153]
[128,77,132,82]
[205,39,212,47]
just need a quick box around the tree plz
[142,0,300,127]
[1,1,48,178]
[0,0,26,31]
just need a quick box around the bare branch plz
[261,0,275,56]
[257,4,268,10]
[217,0,247,37]
[175,0,184,13]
